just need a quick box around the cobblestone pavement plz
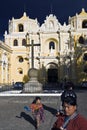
[0,90,87,130]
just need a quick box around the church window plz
[78,36,84,44]
[82,20,87,28]
[17,68,23,74]
[22,39,26,46]
[19,70,23,74]
[18,24,24,32]
[19,57,24,63]
[49,41,55,49]
[13,39,18,46]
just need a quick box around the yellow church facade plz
[1,8,87,85]
[0,41,12,85]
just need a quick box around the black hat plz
[61,90,77,104]
[63,96,77,106]
[64,90,77,99]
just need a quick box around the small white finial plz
[23,12,27,17]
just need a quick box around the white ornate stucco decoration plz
[40,14,61,32]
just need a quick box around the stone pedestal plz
[23,68,42,93]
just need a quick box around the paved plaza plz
[0,90,87,130]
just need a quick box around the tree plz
[23,75,29,83]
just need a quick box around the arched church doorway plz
[46,63,58,83]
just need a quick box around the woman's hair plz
[63,96,77,106]
[32,96,41,103]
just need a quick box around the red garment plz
[51,114,87,130]
[30,103,43,112]
[30,103,45,122]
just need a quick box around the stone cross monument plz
[23,37,42,93]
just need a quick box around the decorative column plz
[57,29,61,51]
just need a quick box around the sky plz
[0,0,87,39]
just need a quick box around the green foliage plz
[23,75,29,83]
[75,44,87,83]
[38,65,47,84]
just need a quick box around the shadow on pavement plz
[43,104,57,115]
[16,112,36,128]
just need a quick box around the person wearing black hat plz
[61,81,77,104]
[56,82,77,116]
[51,96,87,130]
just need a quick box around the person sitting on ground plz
[30,97,44,129]
[51,96,87,130]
